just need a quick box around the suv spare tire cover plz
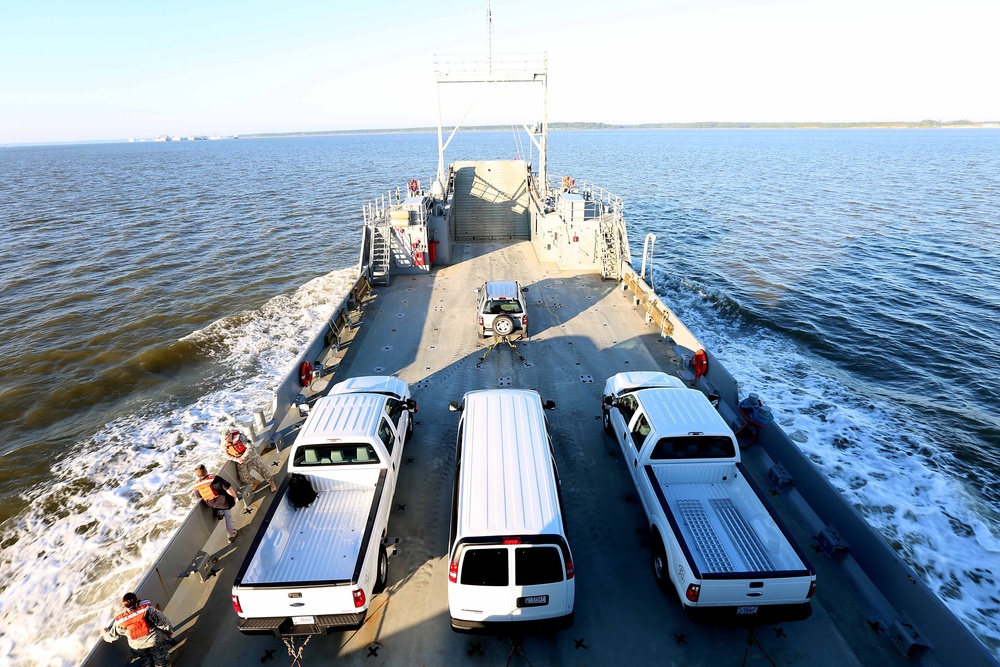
[492,315,515,336]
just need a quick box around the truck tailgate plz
[235,581,357,619]
[698,573,815,606]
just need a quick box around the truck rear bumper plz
[685,601,812,625]
[238,611,368,637]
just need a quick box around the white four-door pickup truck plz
[602,371,816,624]
[232,376,415,636]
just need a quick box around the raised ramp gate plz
[452,160,530,241]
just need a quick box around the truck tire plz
[492,315,515,336]
[652,534,671,594]
[373,546,388,594]
[602,403,612,434]
[407,414,414,438]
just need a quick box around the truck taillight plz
[231,595,243,614]
[448,560,458,583]
[565,558,575,580]
[685,584,701,603]
[353,588,366,609]
[807,580,817,599]
[521,314,528,326]
[478,316,484,326]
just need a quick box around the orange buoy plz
[691,349,709,380]
[299,361,314,387]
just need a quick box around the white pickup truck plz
[602,372,816,624]
[232,376,415,636]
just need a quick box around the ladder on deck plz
[599,213,623,280]
[369,222,390,285]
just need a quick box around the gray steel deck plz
[161,241,910,666]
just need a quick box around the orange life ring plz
[408,179,419,193]
[691,349,709,380]
[299,361,313,387]
[562,175,574,189]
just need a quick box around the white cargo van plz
[446,389,574,633]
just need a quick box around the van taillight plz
[448,560,458,583]
[503,537,521,545]
[231,595,243,614]
[566,558,575,580]
[685,584,701,602]
[807,580,817,599]
[353,588,366,609]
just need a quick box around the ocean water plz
[0,129,998,664]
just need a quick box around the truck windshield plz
[650,435,736,460]
[295,444,382,466]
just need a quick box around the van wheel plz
[652,535,671,593]
[373,546,388,594]
[493,315,515,336]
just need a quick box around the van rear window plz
[460,548,508,586]
[515,546,563,585]
[650,435,736,460]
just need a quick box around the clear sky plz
[2,0,997,144]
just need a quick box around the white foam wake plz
[666,277,1000,656]
[0,268,357,667]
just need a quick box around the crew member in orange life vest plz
[193,464,240,543]
[222,428,276,494]
[100,592,173,667]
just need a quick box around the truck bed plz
[241,473,383,585]
[650,463,809,576]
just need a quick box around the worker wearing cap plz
[100,592,173,667]
[222,427,277,494]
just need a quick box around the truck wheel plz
[373,546,388,594]
[602,403,612,434]
[652,535,671,593]
[407,415,414,438]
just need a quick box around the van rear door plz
[510,544,570,621]
[454,547,513,622]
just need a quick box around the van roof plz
[297,393,387,444]
[637,387,734,439]
[456,390,563,540]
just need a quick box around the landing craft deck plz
[131,241,910,666]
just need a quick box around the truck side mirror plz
[406,398,418,412]
[603,395,614,407]
[543,400,556,410]
[707,393,720,409]
[448,401,462,412]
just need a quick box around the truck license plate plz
[737,606,759,615]
[291,616,315,625]
[517,595,549,607]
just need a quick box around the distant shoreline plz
[6,121,1000,147]
[242,120,1000,139]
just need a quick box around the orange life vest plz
[194,475,220,501]
[225,431,247,457]
[115,600,153,640]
